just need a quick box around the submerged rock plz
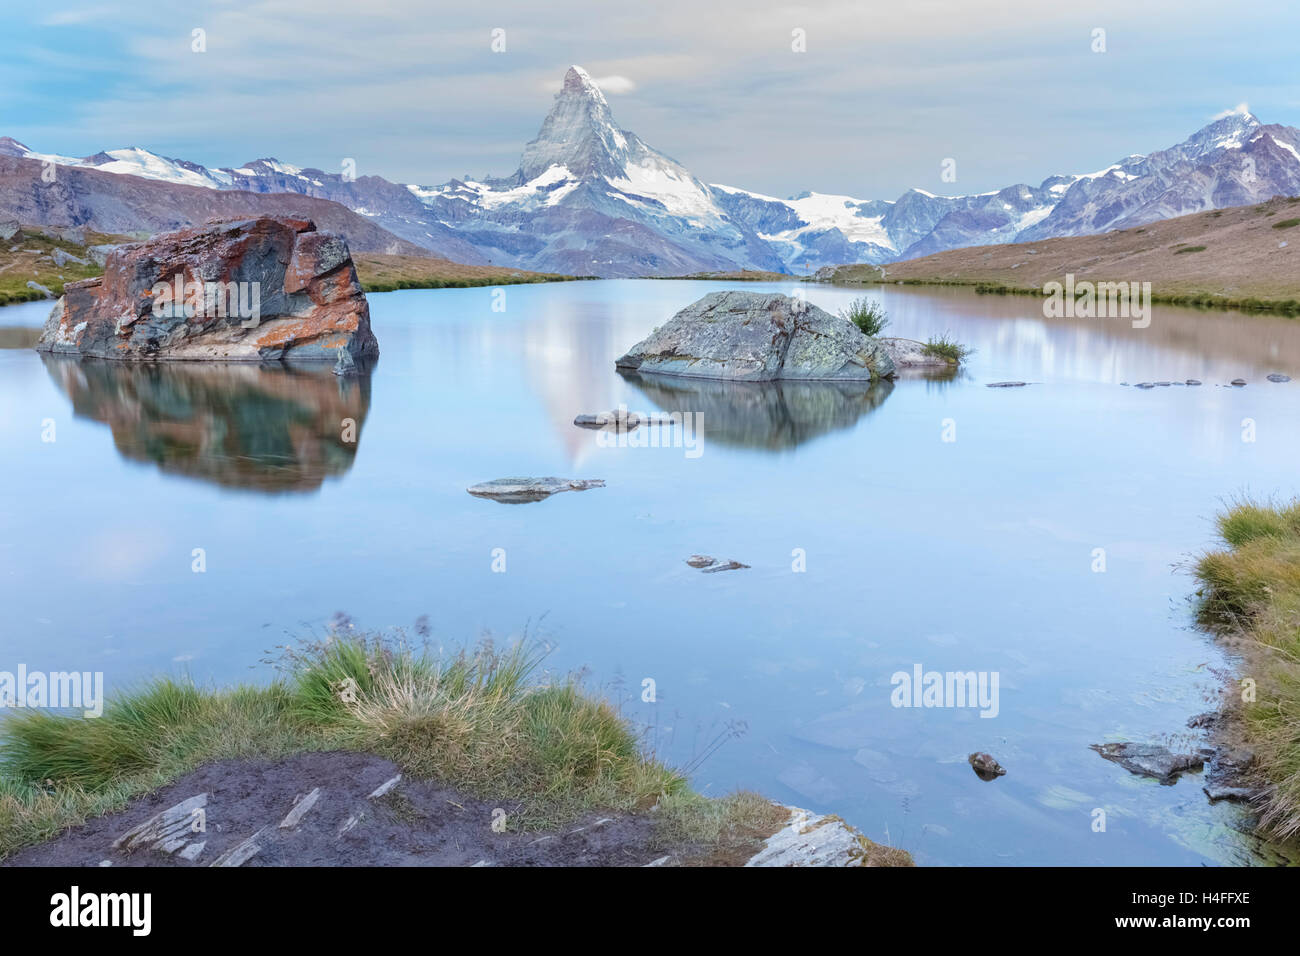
[573,409,678,430]
[877,337,953,370]
[1203,783,1258,803]
[685,555,750,573]
[1090,742,1203,784]
[968,752,1006,780]
[467,477,605,504]
[1267,373,1291,383]
[36,216,378,363]
[614,291,894,382]
[744,806,913,867]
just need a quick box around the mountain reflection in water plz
[40,356,370,493]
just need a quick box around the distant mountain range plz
[4,67,1299,277]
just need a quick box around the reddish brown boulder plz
[36,217,378,363]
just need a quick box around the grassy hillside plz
[351,252,577,291]
[818,195,1300,314]
[0,227,124,306]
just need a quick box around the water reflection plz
[619,369,894,450]
[41,356,371,492]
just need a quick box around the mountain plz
[0,149,431,258]
[5,75,1299,276]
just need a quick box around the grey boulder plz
[615,291,894,382]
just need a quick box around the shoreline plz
[0,635,912,867]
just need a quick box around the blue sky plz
[3,1,1298,199]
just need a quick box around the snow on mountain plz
[7,73,1299,276]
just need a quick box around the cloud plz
[592,75,636,94]
[1212,102,1252,119]
[40,8,109,26]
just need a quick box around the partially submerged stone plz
[573,409,678,430]
[1203,783,1258,803]
[467,477,605,504]
[685,555,749,573]
[987,381,1028,388]
[1267,373,1291,383]
[615,291,894,382]
[36,217,378,363]
[877,337,953,369]
[1090,742,1203,784]
[743,806,912,867]
[968,753,1006,780]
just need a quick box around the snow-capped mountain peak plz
[518,65,630,181]
[5,80,1298,277]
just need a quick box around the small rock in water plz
[986,382,1027,388]
[1230,379,1247,386]
[1090,742,1203,784]
[1155,381,1172,387]
[1267,373,1291,383]
[1186,379,1202,386]
[686,554,750,573]
[1135,382,1155,389]
[1203,783,1257,803]
[701,560,751,574]
[968,752,1006,780]
[575,409,677,430]
[467,477,605,504]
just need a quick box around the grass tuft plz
[921,332,973,365]
[839,297,890,337]
[0,636,711,857]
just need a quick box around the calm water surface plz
[3,279,1300,865]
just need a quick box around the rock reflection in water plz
[41,356,371,492]
[619,370,894,450]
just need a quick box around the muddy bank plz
[5,751,910,868]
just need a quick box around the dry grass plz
[352,253,575,292]
[1195,498,1300,838]
[0,635,728,858]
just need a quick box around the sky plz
[3,0,1299,200]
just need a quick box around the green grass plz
[0,231,108,305]
[921,332,973,365]
[1194,499,1300,838]
[1173,245,1208,254]
[1272,219,1300,230]
[839,296,889,336]
[0,635,913,864]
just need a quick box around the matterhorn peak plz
[562,65,606,100]
[518,66,630,181]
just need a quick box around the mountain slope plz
[0,153,431,257]
[816,194,1300,311]
[5,77,1299,277]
